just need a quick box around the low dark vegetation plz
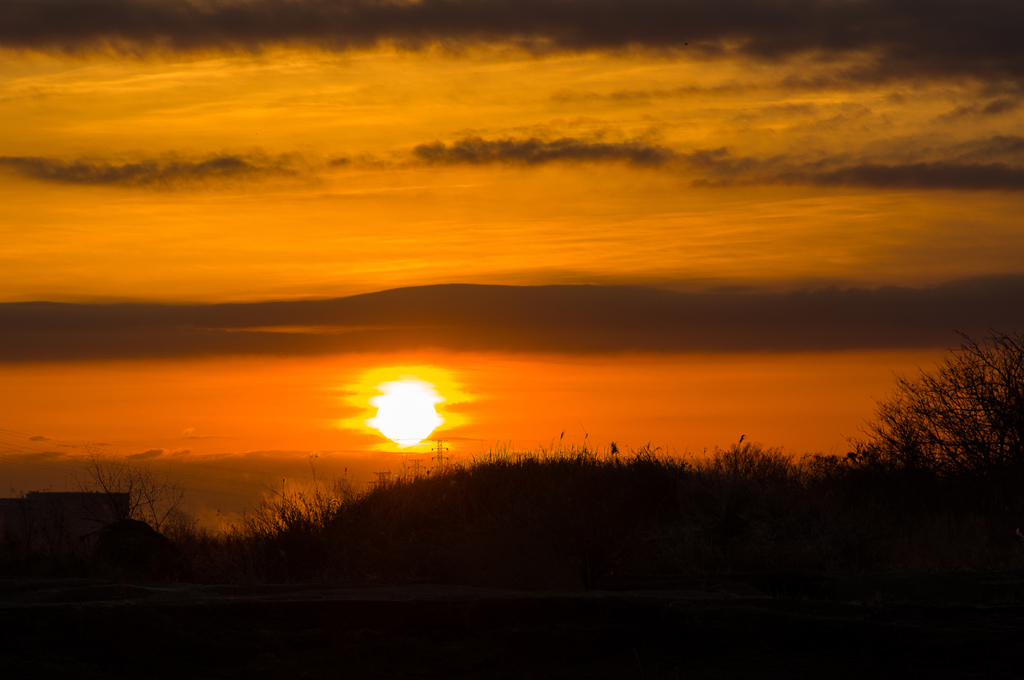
[162,438,1021,587]
[4,442,1024,587]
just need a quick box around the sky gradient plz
[2,0,1021,524]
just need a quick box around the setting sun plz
[366,378,445,447]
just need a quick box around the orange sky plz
[0,349,943,525]
[2,47,1023,301]
[1,0,1022,525]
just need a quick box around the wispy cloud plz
[1,0,1021,86]
[1,277,1022,360]
[0,153,298,188]
[182,427,222,440]
[684,149,1024,192]
[550,84,751,103]
[413,135,1024,191]
[413,136,675,167]
[792,162,1024,191]
[7,135,1024,192]
[950,135,1024,164]
[938,96,1023,121]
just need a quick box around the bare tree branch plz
[77,450,186,530]
[852,331,1024,479]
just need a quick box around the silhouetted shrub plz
[851,331,1024,481]
[216,442,1019,587]
[14,438,1018,585]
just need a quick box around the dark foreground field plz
[6,435,1024,677]
[2,572,1023,679]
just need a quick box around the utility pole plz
[433,439,448,471]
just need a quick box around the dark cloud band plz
[414,136,1024,191]
[1,277,1022,361]
[1,0,1022,85]
[413,137,675,167]
[799,162,1024,192]
[6,136,1024,192]
[0,154,295,187]
[686,153,1024,192]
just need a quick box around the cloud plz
[939,97,1022,120]
[1,0,1022,86]
[682,148,1024,191]
[2,449,69,461]
[550,84,749,103]
[413,135,1024,190]
[983,98,1021,115]
[182,428,222,439]
[0,138,678,189]
[951,135,1024,164]
[1,277,1022,360]
[133,448,165,459]
[413,136,675,167]
[7,136,1024,192]
[796,162,1024,191]
[0,153,299,188]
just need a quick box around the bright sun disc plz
[366,378,445,447]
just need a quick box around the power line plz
[0,452,79,475]
[0,427,326,486]
[1,425,352,476]
[0,438,273,493]
[0,437,368,509]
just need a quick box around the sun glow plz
[339,362,470,449]
[366,377,445,447]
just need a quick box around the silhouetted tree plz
[79,451,186,530]
[852,331,1024,479]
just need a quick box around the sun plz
[339,364,470,448]
[365,377,445,447]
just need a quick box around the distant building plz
[0,491,129,555]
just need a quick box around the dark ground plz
[2,572,1023,679]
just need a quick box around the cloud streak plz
[940,97,1022,120]
[413,137,675,167]
[685,151,1024,192]
[1,0,1022,85]
[0,154,297,187]
[413,136,1024,191]
[6,135,1024,192]
[1,277,1022,361]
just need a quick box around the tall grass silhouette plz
[6,443,1024,584]
[160,440,1024,587]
